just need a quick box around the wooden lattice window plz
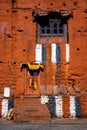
[38,19,64,37]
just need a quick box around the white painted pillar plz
[55,96,63,117]
[2,87,10,117]
[51,44,57,63]
[2,99,9,117]
[51,43,60,63]
[70,96,76,117]
[4,87,10,97]
[36,44,42,63]
[41,95,49,104]
[66,44,70,63]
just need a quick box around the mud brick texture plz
[0,0,87,121]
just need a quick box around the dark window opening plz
[42,45,46,64]
[38,19,64,37]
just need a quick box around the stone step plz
[14,116,51,123]
[14,97,51,123]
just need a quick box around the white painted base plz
[2,99,9,117]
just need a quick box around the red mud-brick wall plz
[13,0,87,118]
[80,96,87,117]
[62,96,70,118]
[0,99,1,117]
[11,1,36,96]
[0,0,87,117]
[0,0,17,97]
[0,0,13,61]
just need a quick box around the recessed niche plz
[77,48,80,51]
[12,0,16,3]
[13,61,16,64]
[23,49,26,52]
[7,10,9,12]
[17,29,23,32]
[35,6,37,8]
[7,34,12,38]
[84,30,86,32]
[63,3,66,6]
[25,16,28,19]
[74,1,78,6]
[0,61,3,63]
[84,9,87,13]
[50,3,53,6]
[77,30,80,32]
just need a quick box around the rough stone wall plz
[0,0,87,118]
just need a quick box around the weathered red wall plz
[0,99,1,117]
[0,0,87,118]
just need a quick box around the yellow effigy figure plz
[33,79,37,90]
[30,77,37,90]
[20,63,44,91]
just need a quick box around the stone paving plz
[0,117,87,130]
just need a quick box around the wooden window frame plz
[37,19,64,37]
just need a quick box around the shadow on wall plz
[8,98,14,110]
[47,96,56,118]
[75,97,82,117]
